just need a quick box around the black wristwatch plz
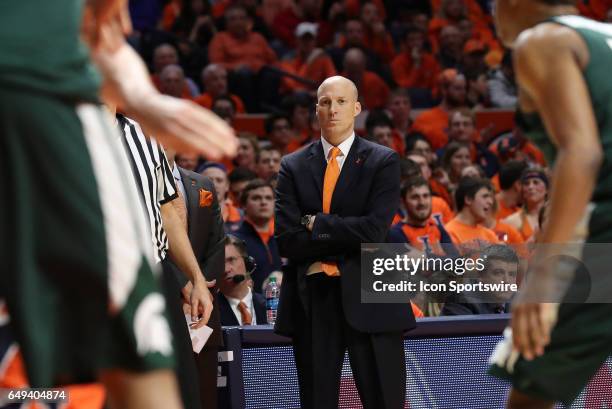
[301,214,313,228]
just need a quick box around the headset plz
[226,234,257,283]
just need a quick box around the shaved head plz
[317,76,358,101]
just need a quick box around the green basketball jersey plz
[0,0,100,102]
[517,15,612,242]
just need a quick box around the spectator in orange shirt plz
[365,110,405,154]
[490,128,547,167]
[412,69,468,149]
[408,154,455,222]
[386,88,413,140]
[208,4,278,111]
[342,48,390,110]
[359,1,395,63]
[503,168,548,242]
[442,141,473,196]
[234,133,260,173]
[256,145,282,182]
[328,19,389,82]
[365,112,394,149]
[194,64,246,113]
[440,108,499,177]
[270,0,333,50]
[151,43,200,97]
[265,114,296,155]
[388,177,454,253]
[279,22,337,94]
[496,160,528,220]
[405,133,435,166]
[484,196,525,245]
[392,26,440,93]
[445,177,500,248]
[201,162,244,233]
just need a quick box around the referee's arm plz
[161,202,214,327]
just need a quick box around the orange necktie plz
[238,301,252,325]
[321,147,341,276]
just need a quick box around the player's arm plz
[87,5,237,160]
[161,202,214,328]
[511,25,602,360]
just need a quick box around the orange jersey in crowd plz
[279,52,337,93]
[194,93,246,113]
[445,218,500,248]
[399,219,443,252]
[492,220,524,244]
[391,52,440,91]
[208,31,277,72]
[411,106,449,150]
[431,196,454,224]
[349,70,390,110]
[495,193,519,221]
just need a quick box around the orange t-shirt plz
[391,52,439,91]
[412,106,449,150]
[399,219,443,252]
[445,218,500,247]
[495,193,518,221]
[351,71,390,110]
[493,221,524,244]
[208,31,277,72]
[279,53,337,93]
[193,93,246,113]
[431,196,454,224]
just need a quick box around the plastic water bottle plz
[265,277,280,325]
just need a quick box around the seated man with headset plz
[218,235,267,325]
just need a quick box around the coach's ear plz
[354,101,361,117]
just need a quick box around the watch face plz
[301,215,310,226]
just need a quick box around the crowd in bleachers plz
[128,0,612,320]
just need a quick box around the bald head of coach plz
[273,76,415,409]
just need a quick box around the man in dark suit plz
[218,235,267,325]
[274,76,416,409]
[166,151,226,409]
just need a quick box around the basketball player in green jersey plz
[488,0,612,407]
[0,1,236,408]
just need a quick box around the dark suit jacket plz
[274,136,416,336]
[167,168,225,347]
[217,291,267,326]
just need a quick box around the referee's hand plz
[189,279,215,329]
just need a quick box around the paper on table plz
[184,314,213,354]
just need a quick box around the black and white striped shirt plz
[116,114,177,263]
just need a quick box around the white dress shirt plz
[225,288,257,325]
[320,132,355,171]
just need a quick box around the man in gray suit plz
[166,150,226,409]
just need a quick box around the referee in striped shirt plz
[114,110,212,409]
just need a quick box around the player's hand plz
[511,302,558,361]
[131,95,237,161]
[189,279,215,328]
[93,41,238,160]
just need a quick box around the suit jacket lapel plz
[307,140,326,203]
[331,137,367,213]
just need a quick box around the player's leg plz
[507,388,553,409]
